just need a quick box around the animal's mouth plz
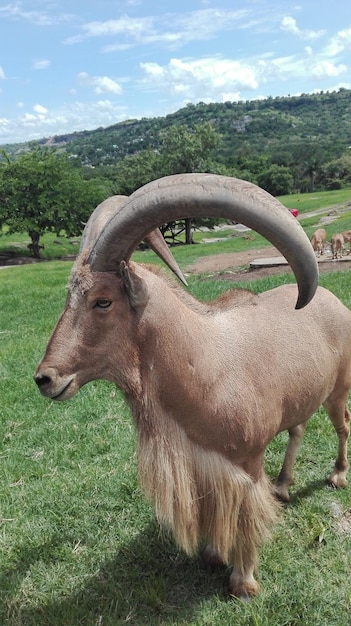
[51,378,74,401]
[34,369,76,401]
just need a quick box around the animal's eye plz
[94,299,112,310]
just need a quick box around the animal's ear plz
[119,261,149,310]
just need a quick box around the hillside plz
[3,88,351,169]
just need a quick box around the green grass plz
[1,259,351,625]
[0,228,80,261]
[278,187,351,213]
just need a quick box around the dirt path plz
[184,246,351,282]
[184,246,280,274]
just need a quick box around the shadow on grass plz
[2,479,334,625]
[1,522,231,626]
[287,478,330,504]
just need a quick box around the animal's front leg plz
[229,560,259,599]
[202,545,259,598]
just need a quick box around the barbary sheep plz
[331,233,344,259]
[342,230,351,254]
[34,174,350,598]
[310,227,326,256]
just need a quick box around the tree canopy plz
[106,123,227,243]
[0,148,109,257]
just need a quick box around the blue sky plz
[0,0,350,145]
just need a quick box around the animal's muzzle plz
[34,366,76,401]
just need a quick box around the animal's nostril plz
[34,374,52,388]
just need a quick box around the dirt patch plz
[336,509,351,535]
[330,502,351,535]
[184,246,280,274]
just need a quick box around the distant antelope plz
[342,230,351,255]
[331,233,344,259]
[310,228,326,256]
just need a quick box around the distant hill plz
[3,88,351,168]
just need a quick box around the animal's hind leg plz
[274,423,307,502]
[324,397,350,489]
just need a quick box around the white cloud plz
[0,65,5,80]
[310,60,347,78]
[94,76,123,95]
[281,16,299,36]
[102,43,134,53]
[33,104,48,115]
[140,62,164,78]
[338,28,351,47]
[32,59,51,70]
[0,2,73,26]
[65,15,154,44]
[280,16,325,41]
[0,100,130,144]
[139,40,350,105]
[21,112,38,123]
[186,7,249,26]
[95,100,114,111]
[77,72,123,95]
[163,8,251,43]
[65,8,254,49]
[222,91,241,102]
[140,57,259,100]
[324,27,351,56]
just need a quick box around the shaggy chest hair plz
[133,397,278,572]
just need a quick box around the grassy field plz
[279,186,351,213]
[1,243,351,625]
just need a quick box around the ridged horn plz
[80,195,128,252]
[80,195,187,285]
[87,173,319,309]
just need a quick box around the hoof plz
[274,483,291,503]
[229,576,259,599]
[328,472,348,489]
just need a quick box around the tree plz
[257,165,294,196]
[158,123,221,243]
[107,123,225,245]
[111,149,162,195]
[321,154,351,189]
[0,148,108,257]
[159,122,219,175]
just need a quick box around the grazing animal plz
[310,228,326,256]
[331,233,344,259]
[34,174,350,598]
[342,230,351,254]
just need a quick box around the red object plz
[289,208,299,218]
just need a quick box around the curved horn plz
[87,174,318,309]
[80,195,187,285]
[80,195,128,252]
